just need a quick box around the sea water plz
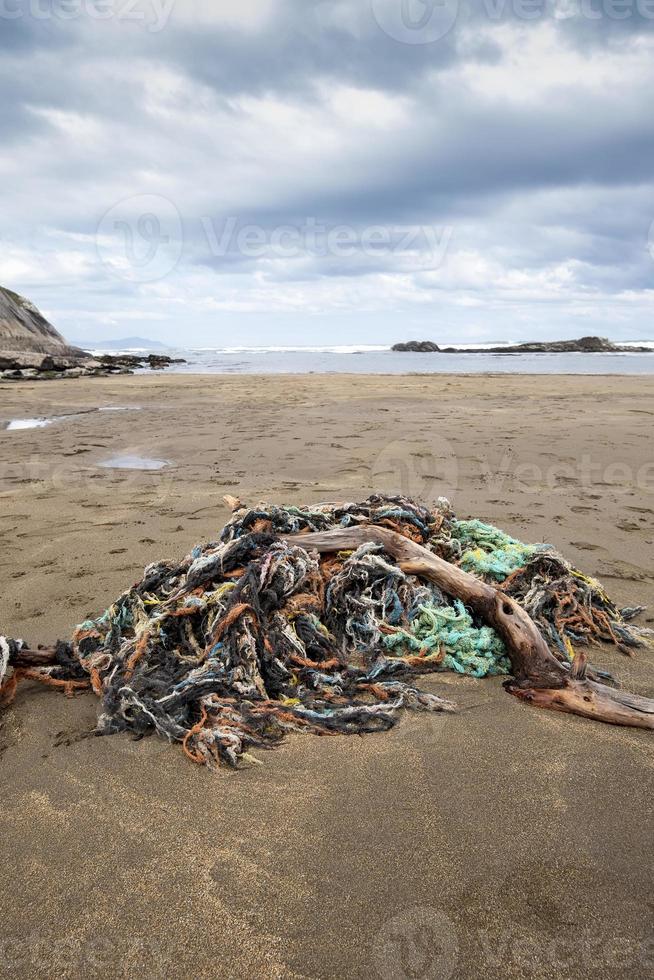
[89,344,654,376]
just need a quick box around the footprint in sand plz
[53,728,93,748]
[598,560,651,582]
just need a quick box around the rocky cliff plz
[0,285,88,358]
[0,285,186,381]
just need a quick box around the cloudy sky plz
[1,0,653,346]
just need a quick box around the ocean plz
[93,343,654,375]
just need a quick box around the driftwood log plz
[281,526,654,730]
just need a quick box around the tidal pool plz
[5,418,52,430]
[4,406,141,431]
[98,454,169,470]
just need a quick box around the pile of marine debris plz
[2,494,652,772]
[392,336,653,354]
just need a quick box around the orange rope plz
[282,592,324,617]
[182,706,209,764]
[288,653,340,671]
[1,668,89,705]
[124,630,150,680]
[0,672,19,706]
[168,605,204,619]
[89,667,103,697]
[210,603,256,643]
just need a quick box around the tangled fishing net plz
[1,495,649,768]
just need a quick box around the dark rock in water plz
[98,353,186,371]
[483,336,617,354]
[392,340,441,352]
[0,349,187,381]
[392,335,653,354]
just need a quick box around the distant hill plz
[0,285,87,357]
[73,336,168,351]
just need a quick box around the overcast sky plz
[1,0,653,346]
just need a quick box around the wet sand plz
[1,373,653,979]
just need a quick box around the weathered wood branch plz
[282,526,654,731]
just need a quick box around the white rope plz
[0,636,13,686]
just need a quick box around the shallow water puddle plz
[98,454,169,470]
[98,406,141,412]
[4,405,140,431]
[5,417,52,430]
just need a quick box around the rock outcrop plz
[96,353,186,372]
[0,284,185,381]
[0,350,185,381]
[392,336,652,354]
[392,340,441,352]
[0,285,88,358]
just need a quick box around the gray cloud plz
[0,0,653,344]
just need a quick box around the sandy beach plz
[1,372,653,979]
